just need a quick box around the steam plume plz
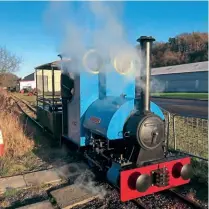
[44,1,165,92]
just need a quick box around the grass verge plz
[0,90,34,157]
[151,92,208,100]
[0,90,35,176]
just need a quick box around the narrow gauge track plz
[168,189,204,209]
[9,95,205,209]
[12,94,36,113]
[136,189,205,209]
[11,94,43,129]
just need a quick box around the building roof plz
[151,61,208,76]
[21,73,34,81]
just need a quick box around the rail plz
[138,189,206,209]
[162,108,208,161]
[11,95,43,129]
[13,95,36,112]
[167,190,205,209]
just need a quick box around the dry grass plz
[0,90,34,158]
[0,90,36,176]
[0,90,72,177]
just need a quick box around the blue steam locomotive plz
[55,36,193,202]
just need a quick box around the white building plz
[19,73,36,91]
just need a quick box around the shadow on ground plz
[20,112,82,172]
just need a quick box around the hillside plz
[151,32,208,67]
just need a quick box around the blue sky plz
[0,1,208,78]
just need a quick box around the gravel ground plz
[175,182,208,209]
[71,168,208,209]
[141,192,194,209]
[72,188,139,209]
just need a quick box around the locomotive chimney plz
[136,36,155,112]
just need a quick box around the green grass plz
[151,92,208,100]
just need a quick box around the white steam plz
[74,169,108,199]
[44,1,165,92]
[55,162,109,199]
[45,2,139,71]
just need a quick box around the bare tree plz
[0,46,22,87]
[0,46,22,74]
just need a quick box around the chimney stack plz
[136,36,155,112]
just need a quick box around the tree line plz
[151,32,208,67]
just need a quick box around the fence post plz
[173,114,177,150]
[166,112,170,153]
